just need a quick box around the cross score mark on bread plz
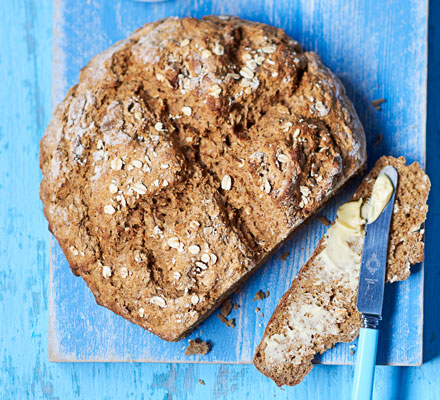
[39,16,366,341]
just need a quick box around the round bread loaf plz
[40,16,366,341]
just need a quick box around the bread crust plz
[40,16,366,341]
[253,156,430,386]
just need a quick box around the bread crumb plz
[217,313,235,327]
[371,98,386,110]
[317,216,331,226]
[233,300,240,310]
[253,290,266,301]
[184,339,211,356]
[218,314,227,323]
[374,133,383,146]
[349,344,356,355]
[198,379,205,385]
[266,290,270,298]
[221,299,233,317]
[255,307,260,312]
[280,251,290,261]
[218,298,238,326]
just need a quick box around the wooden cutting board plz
[49,0,426,365]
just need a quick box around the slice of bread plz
[253,156,430,386]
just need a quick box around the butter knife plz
[351,166,398,400]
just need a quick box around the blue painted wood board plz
[48,0,427,366]
[3,0,440,399]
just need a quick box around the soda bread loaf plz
[253,156,430,386]
[39,16,366,341]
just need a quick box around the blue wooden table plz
[1,0,439,398]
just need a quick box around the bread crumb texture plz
[253,156,430,386]
[184,338,211,356]
[39,16,366,341]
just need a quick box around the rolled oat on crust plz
[40,16,366,341]
[253,156,430,386]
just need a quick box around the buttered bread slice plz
[253,156,430,386]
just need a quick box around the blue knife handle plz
[351,327,379,400]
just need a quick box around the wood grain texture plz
[49,0,426,365]
[2,0,440,399]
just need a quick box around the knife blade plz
[356,165,398,323]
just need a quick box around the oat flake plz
[208,84,222,98]
[277,154,290,163]
[109,183,118,194]
[264,179,272,194]
[102,266,112,279]
[195,261,208,270]
[221,175,232,190]
[168,237,180,249]
[132,182,147,195]
[190,220,200,229]
[132,159,143,168]
[110,158,123,171]
[154,122,164,131]
[262,45,276,54]
[120,267,128,279]
[181,106,192,116]
[104,205,116,215]
[150,296,167,308]
[188,245,201,255]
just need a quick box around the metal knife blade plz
[356,166,398,320]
